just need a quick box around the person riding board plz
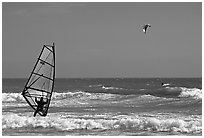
[34,97,48,117]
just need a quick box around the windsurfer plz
[143,24,151,34]
[34,97,48,117]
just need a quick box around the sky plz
[2,2,202,78]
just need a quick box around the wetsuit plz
[33,97,48,117]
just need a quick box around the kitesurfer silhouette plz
[34,97,48,117]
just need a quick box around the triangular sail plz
[22,43,55,116]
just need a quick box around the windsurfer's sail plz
[22,43,55,116]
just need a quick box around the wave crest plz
[152,87,202,99]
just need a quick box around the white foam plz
[162,83,170,87]
[52,91,91,100]
[2,87,202,104]
[138,94,161,99]
[88,84,102,87]
[178,87,202,99]
[2,93,25,102]
[52,91,119,101]
[102,86,123,90]
[2,91,120,108]
[2,113,202,134]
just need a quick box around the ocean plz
[2,78,202,136]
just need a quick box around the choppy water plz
[2,78,202,136]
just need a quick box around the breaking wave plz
[2,113,202,134]
[178,87,202,99]
[2,86,202,103]
[148,87,202,99]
